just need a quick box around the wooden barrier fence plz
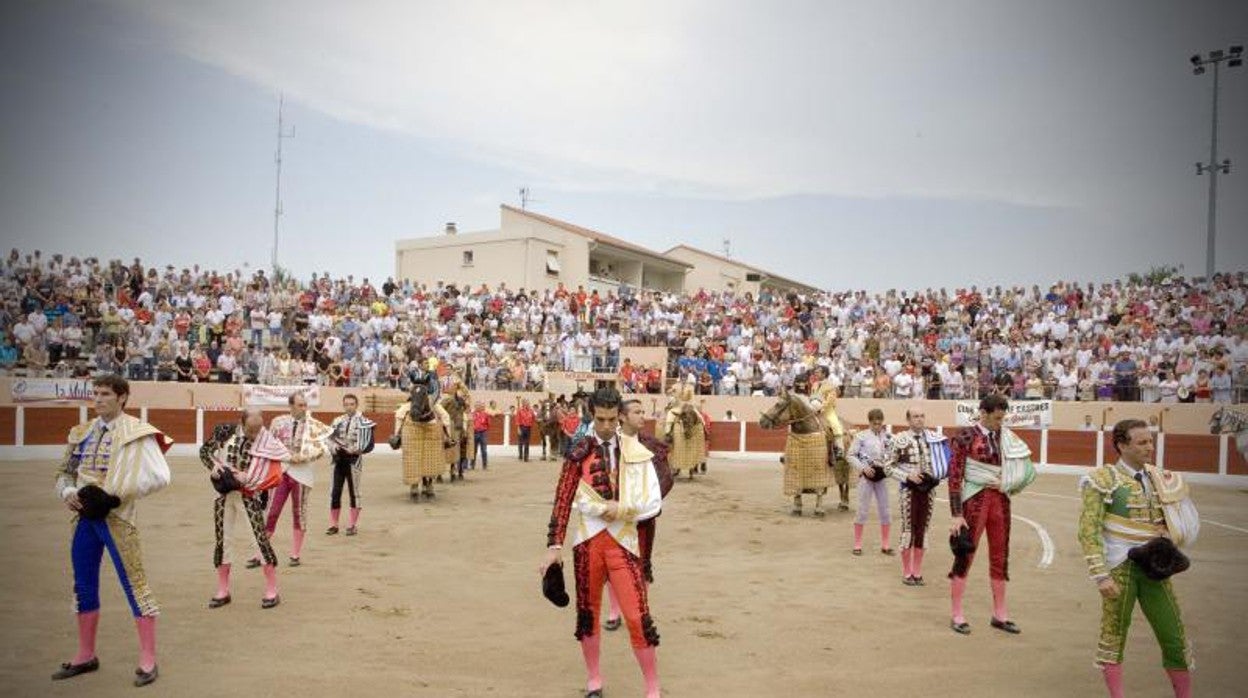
[2,405,1242,476]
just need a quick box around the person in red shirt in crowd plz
[515,397,536,462]
[174,311,191,340]
[645,365,663,394]
[192,349,212,382]
[471,401,491,470]
[619,358,637,392]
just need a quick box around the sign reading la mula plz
[10,378,96,402]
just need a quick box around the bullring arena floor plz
[1,454,1245,697]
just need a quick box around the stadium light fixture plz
[1190,45,1243,278]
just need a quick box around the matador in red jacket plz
[946,393,1036,636]
[540,388,664,698]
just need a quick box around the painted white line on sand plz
[1024,491,1079,501]
[1014,514,1056,569]
[1204,519,1248,535]
[1020,492,1248,536]
[935,497,1055,569]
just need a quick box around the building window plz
[462,250,474,266]
[546,251,561,276]
[745,272,761,282]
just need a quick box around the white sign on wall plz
[955,400,1052,428]
[242,384,321,407]
[9,378,95,402]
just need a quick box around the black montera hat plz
[543,561,570,608]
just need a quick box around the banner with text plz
[955,399,1053,428]
[544,371,618,399]
[10,378,95,403]
[242,384,321,407]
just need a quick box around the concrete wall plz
[500,207,592,292]
[395,231,538,290]
[666,246,753,295]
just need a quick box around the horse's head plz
[408,384,432,421]
[1209,407,1224,435]
[759,390,793,430]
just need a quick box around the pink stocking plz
[329,509,341,527]
[349,507,360,528]
[292,529,306,559]
[880,523,891,549]
[633,646,661,698]
[579,634,603,692]
[215,564,231,598]
[1100,663,1124,698]
[853,524,864,550]
[72,610,100,664]
[950,575,968,624]
[1166,668,1191,698]
[913,547,926,577]
[262,564,279,600]
[990,578,1009,621]
[135,616,157,673]
[901,548,913,577]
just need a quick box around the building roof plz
[501,205,693,269]
[665,244,822,293]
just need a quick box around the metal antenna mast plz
[272,93,296,270]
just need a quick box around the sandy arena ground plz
[1,451,1245,697]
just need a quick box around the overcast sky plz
[1,1,1245,292]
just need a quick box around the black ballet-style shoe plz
[912,576,925,586]
[245,558,262,569]
[950,620,972,635]
[325,526,339,535]
[207,595,231,609]
[880,547,895,556]
[288,556,301,567]
[345,526,357,536]
[902,576,916,586]
[990,617,1021,634]
[603,617,622,631]
[585,689,604,698]
[261,595,281,609]
[134,665,159,687]
[51,657,99,680]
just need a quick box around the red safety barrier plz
[744,422,788,453]
[1047,430,1098,467]
[23,407,82,445]
[1013,428,1042,457]
[366,412,395,446]
[147,409,198,446]
[486,418,506,446]
[1162,434,1220,474]
[0,406,15,446]
[708,422,739,451]
[4,403,1235,478]
[1228,441,1247,476]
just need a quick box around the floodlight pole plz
[272,94,296,271]
[1192,47,1241,279]
[1202,59,1221,280]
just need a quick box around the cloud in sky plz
[2,1,1243,292]
[122,0,1239,210]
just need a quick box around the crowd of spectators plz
[2,248,1246,405]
